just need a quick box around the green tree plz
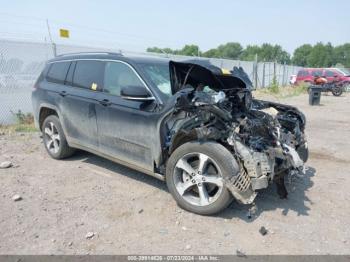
[178,45,200,56]
[292,44,313,66]
[258,43,290,64]
[202,42,243,59]
[307,42,334,67]
[218,42,243,59]
[333,43,350,68]
[239,44,290,64]
[240,45,261,61]
[146,47,176,54]
[202,48,219,58]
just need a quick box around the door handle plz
[99,99,112,106]
[59,91,67,97]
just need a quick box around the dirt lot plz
[1,93,350,255]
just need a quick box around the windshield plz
[140,63,172,97]
[336,68,350,76]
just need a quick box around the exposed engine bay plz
[162,61,308,204]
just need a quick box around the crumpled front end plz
[163,60,308,204]
[225,101,307,204]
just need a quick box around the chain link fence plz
[0,39,302,124]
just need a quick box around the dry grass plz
[0,110,37,135]
[253,84,308,99]
[0,123,38,135]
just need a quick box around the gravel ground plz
[0,93,350,255]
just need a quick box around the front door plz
[95,61,160,172]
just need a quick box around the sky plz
[0,0,349,54]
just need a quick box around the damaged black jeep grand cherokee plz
[32,53,308,215]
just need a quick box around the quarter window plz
[104,61,145,96]
[73,60,104,90]
[46,62,71,84]
[297,70,305,76]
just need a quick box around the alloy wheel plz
[44,122,60,154]
[173,152,224,206]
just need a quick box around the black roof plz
[49,52,170,65]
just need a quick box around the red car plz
[295,68,350,85]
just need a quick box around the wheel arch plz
[168,129,198,155]
[38,104,60,131]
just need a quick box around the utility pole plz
[46,19,57,57]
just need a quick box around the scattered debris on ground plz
[85,232,95,239]
[12,194,22,201]
[159,229,168,235]
[236,249,247,257]
[0,161,13,169]
[259,226,268,236]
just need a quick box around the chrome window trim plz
[47,58,160,103]
[120,96,155,101]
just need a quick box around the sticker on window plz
[221,68,231,75]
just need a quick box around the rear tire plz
[42,115,75,159]
[331,86,343,96]
[166,141,239,215]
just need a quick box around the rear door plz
[95,60,160,172]
[311,69,323,82]
[324,69,336,82]
[58,60,104,149]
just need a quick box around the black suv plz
[32,52,308,215]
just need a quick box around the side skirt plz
[69,142,165,182]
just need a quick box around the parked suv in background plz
[32,52,308,215]
[295,68,350,85]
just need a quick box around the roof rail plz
[57,51,123,57]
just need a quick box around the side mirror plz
[120,86,155,101]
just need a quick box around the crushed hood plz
[169,60,253,94]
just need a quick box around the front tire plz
[42,115,75,159]
[166,141,239,215]
[297,143,309,162]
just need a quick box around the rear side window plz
[311,70,322,77]
[325,70,335,77]
[73,60,104,90]
[46,62,71,84]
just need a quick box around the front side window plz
[140,63,171,96]
[104,61,145,96]
[73,60,104,90]
[47,62,71,84]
